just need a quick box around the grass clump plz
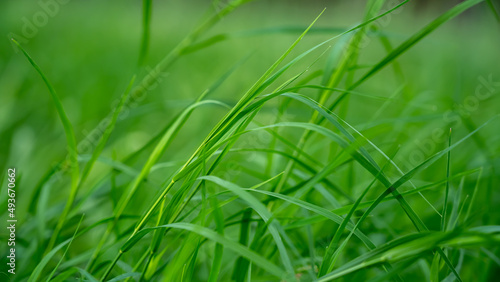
[2,0,500,281]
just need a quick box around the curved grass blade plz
[11,39,80,253]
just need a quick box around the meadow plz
[1,0,500,281]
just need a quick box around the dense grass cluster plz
[1,0,500,281]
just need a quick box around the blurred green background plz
[1,0,498,192]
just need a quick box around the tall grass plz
[3,0,500,281]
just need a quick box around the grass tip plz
[11,38,20,46]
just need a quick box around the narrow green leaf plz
[12,39,80,253]
[139,0,153,65]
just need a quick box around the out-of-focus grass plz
[1,0,500,281]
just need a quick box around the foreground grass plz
[1,0,500,281]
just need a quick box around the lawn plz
[1,0,500,281]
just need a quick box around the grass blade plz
[139,0,153,65]
[12,39,80,253]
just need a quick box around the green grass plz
[1,0,500,281]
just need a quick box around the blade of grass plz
[139,0,152,65]
[442,129,452,231]
[486,0,500,21]
[11,39,80,254]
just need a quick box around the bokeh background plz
[1,0,499,193]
